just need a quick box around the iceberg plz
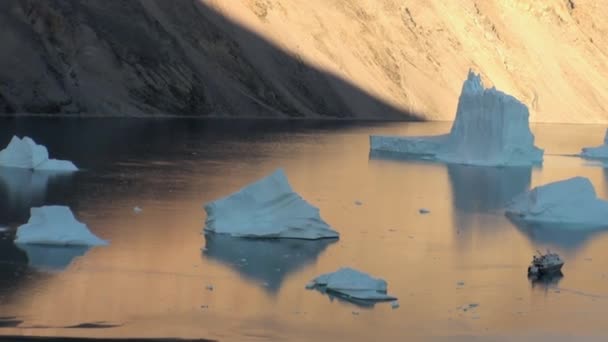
[0,136,78,171]
[15,206,107,246]
[204,169,339,239]
[580,129,608,159]
[505,177,608,229]
[370,70,543,166]
[306,267,397,304]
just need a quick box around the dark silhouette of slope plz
[0,0,421,120]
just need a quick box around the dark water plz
[0,118,607,341]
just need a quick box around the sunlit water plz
[0,118,607,341]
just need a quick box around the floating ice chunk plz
[133,206,143,214]
[370,70,543,166]
[354,200,363,206]
[0,136,78,171]
[580,129,608,159]
[391,301,400,309]
[307,267,397,301]
[204,169,339,239]
[506,177,608,229]
[15,206,107,246]
[419,208,430,214]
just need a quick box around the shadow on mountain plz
[0,167,75,225]
[16,244,91,272]
[0,1,422,120]
[203,234,336,293]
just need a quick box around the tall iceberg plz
[0,136,78,171]
[370,70,543,166]
[15,206,107,246]
[580,129,608,159]
[204,169,339,239]
[505,177,608,229]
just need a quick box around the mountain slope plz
[1,0,607,122]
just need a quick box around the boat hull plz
[528,263,563,276]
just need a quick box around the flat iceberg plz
[15,206,107,246]
[580,129,608,159]
[204,169,339,239]
[0,136,78,171]
[370,70,543,166]
[505,177,608,229]
[306,267,397,304]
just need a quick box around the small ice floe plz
[456,281,465,288]
[354,200,363,206]
[133,206,143,214]
[306,267,397,306]
[0,136,78,171]
[203,169,339,239]
[419,208,430,214]
[391,301,400,309]
[0,226,9,232]
[15,206,107,246]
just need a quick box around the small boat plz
[528,250,564,276]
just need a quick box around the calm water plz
[0,118,607,341]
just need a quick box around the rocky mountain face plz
[1,0,607,122]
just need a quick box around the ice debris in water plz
[370,69,543,166]
[15,206,107,246]
[391,301,400,309]
[580,129,608,160]
[354,200,363,206]
[0,136,78,171]
[133,206,143,214]
[203,169,339,239]
[419,208,430,214]
[307,267,397,301]
[506,177,608,229]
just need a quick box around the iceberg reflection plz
[0,167,74,223]
[203,234,336,293]
[448,165,532,213]
[17,244,91,272]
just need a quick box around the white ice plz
[204,169,339,239]
[307,267,397,301]
[15,206,107,246]
[580,129,608,159]
[505,177,608,229]
[0,136,78,171]
[370,70,543,166]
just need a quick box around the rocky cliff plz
[1,0,607,122]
